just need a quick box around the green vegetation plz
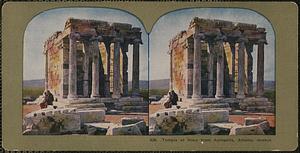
[149,89,169,97]
[263,90,275,104]
[23,87,44,98]
[128,89,149,101]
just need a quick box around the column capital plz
[133,38,142,44]
[69,32,81,40]
[237,36,249,43]
[194,32,205,40]
[258,39,267,44]
[113,37,124,43]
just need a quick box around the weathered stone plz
[134,121,148,135]
[121,117,144,125]
[77,109,105,125]
[229,124,265,135]
[244,117,266,125]
[202,109,229,124]
[150,108,204,135]
[84,122,114,135]
[257,121,270,132]
[207,123,239,135]
[106,124,142,135]
[23,108,81,135]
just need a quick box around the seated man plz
[40,90,54,109]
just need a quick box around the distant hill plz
[23,79,149,90]
[23,79,275,91]
[23,79,44,88]
[149,79,170,89]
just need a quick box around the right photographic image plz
[149,8,275,135]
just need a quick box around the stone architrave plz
[104,42,111,97]
[90,41,101,98]
[229,42,236,97]
[121,42,129,96]
[256,39,265,97]
[236,36,247,99]
[207,43,214,98]
[215,32,225,98]
[192,30,203,100]
[67,32,80,99]
[112,37,122,98]
[132,38,141,97]
[83,42,90,97]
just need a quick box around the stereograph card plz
[1,1,298,151]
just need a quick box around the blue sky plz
[150,8,275,81]
[23,8,148,81]
[24,8,275,82]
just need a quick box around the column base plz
[91,94,101,98]
[131,92,141,97]
[192,94,202,100]
[112,94,121,99]
[236,94,245,99]
[215,94,225,99]
[67,94,78,99]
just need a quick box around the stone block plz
[202,109,229,124]
[229,124,265,135]
[244,117,267,125]
[121,117,144,125]
[84,122,114,135]
[77,109,105,125]
[207,123,240,135]
[134,121,148,135]
[257,121,270,132]
[106,124,142,135]
[150,108,204,135]
[23,109,81,135]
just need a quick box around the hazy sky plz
[150,8,275,81]
[24,8,275,82]
[23,8,148,81]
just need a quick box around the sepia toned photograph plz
[22,8,149,135]
[149,8,275,135]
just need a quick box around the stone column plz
[44,51,48,90]
[67,32,79,99]
[90,41,101,98]
[236,36,247,99]
[207,43,214,98]
[185,39,193,98]
[192,31,203,100]
[104,42,111,97]
[246,43,254,95]
[82,42,90,97]
[256,39,265,97]
[112,38,122,98]
[215,37,225,98]
[132,38,141,97]
[122,42,129,96]
[229,42,236,97]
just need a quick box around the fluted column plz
[207,43,214,97]
[236,36,247,99]
[112,38,122,98]
[122,42,129,96]
[192,31,203,100]
[229,42,236,97]
[67,32,79,99]
[215,34,225,98]
[90,41,100,98]
[104,42,111,97]
[132,38,141,97]
[256,39,265,97]
[185,40,193,98]
[246,43,254,95]
[83,42,90,97]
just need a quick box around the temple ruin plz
[43,18,146,111]
[168,17,273,112]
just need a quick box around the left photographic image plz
[22,8,149,135]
